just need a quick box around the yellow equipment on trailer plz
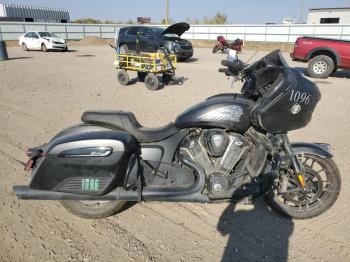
[114,51,177,90]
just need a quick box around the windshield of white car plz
[38,32,58,38]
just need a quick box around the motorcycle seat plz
[81,111,178,143]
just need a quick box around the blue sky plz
[2,0,350,23]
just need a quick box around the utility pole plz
[299,0,304,24]
[165,0,169,24]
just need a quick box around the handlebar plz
[218,50,286,99]
[219,59,246,77]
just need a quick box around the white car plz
[19,31,68,52]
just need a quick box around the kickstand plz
[136,169,143,203]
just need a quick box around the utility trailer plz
[114,52,177,90]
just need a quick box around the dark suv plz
[116,22,193,60]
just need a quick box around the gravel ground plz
[0,45,350,262]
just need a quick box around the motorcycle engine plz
[180,129,250,194]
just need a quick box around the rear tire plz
[22,43,28,51]
[144,73,159,90]
[266,154,341,219]
[307,55,334,79]
[117,69,129,86]
[60,200,125,219]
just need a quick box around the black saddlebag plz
[28,124,137,196]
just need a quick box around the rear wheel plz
[117,69,129,86]
[119,44,128,54]
[22,43,28,51]
[307,55,334,79]
[266,154,341,219]
[144,73,159,90]
[60,200,125,219]
[41,43,48,52]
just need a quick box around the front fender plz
[291,142,333,159]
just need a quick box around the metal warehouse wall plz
[0,4,70,23]
[1,22,350,42]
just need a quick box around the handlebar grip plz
[221,60,233,67]
[221,59,245,73]
[218,68,227,73]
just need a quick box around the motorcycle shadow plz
[217,197,293,262]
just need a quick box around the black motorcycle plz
[14,50,341,219]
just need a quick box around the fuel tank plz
[175,94,254,133]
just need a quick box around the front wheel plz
[22,43,28,51]
[41,43,48,52]
[212,45,219,53]
[60,200,125,219]
[266,154,341,219]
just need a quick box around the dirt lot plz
[1,45,350,262]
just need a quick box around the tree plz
[161,17,174,24]
[185,12,228,25]
[74,18,103,24]
[211,12,227,24]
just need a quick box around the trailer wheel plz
[162,73,172,85]
[117,69,129,86]
[307,55,334,79]
[60,200,125,219]
[144,74,159,90]
[137,72,147,82]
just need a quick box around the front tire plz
[307,55,334,79]
[119,44,128,54]
[60,200,125,219]
[22,43,28,51]
[266,154,341,219]
[41,43,48,52]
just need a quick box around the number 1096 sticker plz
[290,90,311,105]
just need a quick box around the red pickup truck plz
[290,36,350,78]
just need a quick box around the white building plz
[0,4,70,23]
[307,7,350,24]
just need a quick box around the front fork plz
[277,134,306,189]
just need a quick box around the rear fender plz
[291,142,333,159]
